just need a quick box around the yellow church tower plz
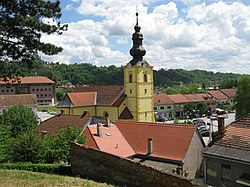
[124,13,155,123]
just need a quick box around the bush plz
[0,162,72,175]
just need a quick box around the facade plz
[203,115,250,187]
[154,93,175,120]
[57,13,154,123]
[0,94,38,115]
[208,90,229,105]
[0,76,56,106]
[220,88,237,104]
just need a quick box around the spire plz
[129,12,146,66]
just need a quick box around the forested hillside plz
[15,62,243,87]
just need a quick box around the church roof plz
[73,85,124,106]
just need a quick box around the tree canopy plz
[236,76,250,118]
[0,0,67,78]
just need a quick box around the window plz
[154,107,157,110]
[167,106,171,109]
[144,74,147,82]
[221,163,231,181]
[36,89,39,91]
[45,88,47,91]
[2,90,4,92]
[10,89,13,92]
[129,74,132,83]
[32,89,35,91]
[144,89,147,94]
[130,89,132,93]
[160,106,164,110]
[145,112,147,117]
[41,89,43,91]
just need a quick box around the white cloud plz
[65,4,74,11]
[42,0,250,74]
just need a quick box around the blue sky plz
[41,0,250,74]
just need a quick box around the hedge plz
[0,162,71,175]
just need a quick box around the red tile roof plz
[208,90,228,100]
[74,86,124,106]
[215,114,250,151]
[0,94,37,107]
[68,92,96,107]
[86,124,136,157]
[116,120,196,161]
[220,88,237,98]
[168,94,190,104]
[154,94,174,105]
[37,114,91,136]
[0,76,55,84]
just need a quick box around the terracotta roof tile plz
[0,76,55,84]
[37,114,91,136]
[116,120,196,161]
[208,90,228,100]
[68,92,96,107]
[168,94,190,104]
[73,86,124,106]
[220,88,237,98]
[0,94,37,107]
[154,94,174,105]
[86,124,136,157]
[215,114,250,151]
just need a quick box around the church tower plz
[124,13,155,123]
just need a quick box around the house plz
[0,76,56,106]
[207,90,228,105]
[0,94,37,115]
[83,119,205,179]
[154,93,175,120]
[57,11,155,123]
[220,88,237,104]
[202,114,250,187]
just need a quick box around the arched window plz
[144,74,147,82]
[103,111,109,117]
[129,74,132,83]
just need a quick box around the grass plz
[37,106,59,113]
[0,169,113,187]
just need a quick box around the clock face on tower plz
[143,63,147,69]
[128,63,132,70]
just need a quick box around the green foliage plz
[1,104,38,138]
[180,83,202,94]
[42,125,86,164]
[184,102,208,117]
[0,0,67,78]
[56,88,65,102]
[221,79,238,89]
[236,76,250,117]
[163,87,180,94]
[0,162,71,175]
[0,123,13,162]
[10,131,44,163]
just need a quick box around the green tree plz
[42,125,86,163]
[0,123,13,162]
[10,131,43,163]
[180,83,200,94]
[56,88,65,102]
[196,102,208,115]
[163,87,180,94]
[1,104,38,138]
[236,76,250,118]
[0,0,67,78]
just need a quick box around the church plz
[57,13,155,123]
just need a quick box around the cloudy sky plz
[41,0,250,74]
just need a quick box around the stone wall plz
[70,142,194,187]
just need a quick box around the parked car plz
[50,111,57,115]
[200,129,209,137]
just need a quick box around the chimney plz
[61,110,64,115]
[148,138,153,155]
[97,123,102,137]
[218,116,225,138]
[106,117,111,128]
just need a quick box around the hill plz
[13,62,245,87]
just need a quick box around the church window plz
[145,112,147,117]
[129,74,132,83]
[144,74,147,82]
[130,89,132,93]
[144,89,147,94]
